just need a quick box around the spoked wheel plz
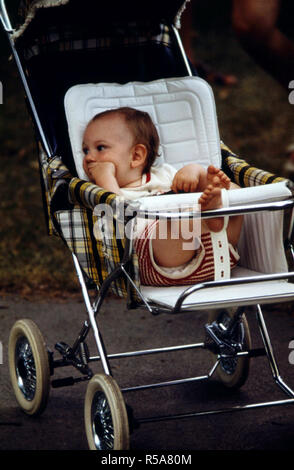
[208,309,252,389]
[8,319,51,415]
[84,374,129,450]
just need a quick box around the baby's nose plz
[85,152,96,162]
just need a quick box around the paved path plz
[0,295,294,451]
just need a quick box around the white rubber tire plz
[85,373,130,450]
[8,319,50,415]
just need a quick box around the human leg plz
[150,218,199,268]
[151,170,231,268]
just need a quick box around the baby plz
[82,107,242,285]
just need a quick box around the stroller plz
[2,0,294,450]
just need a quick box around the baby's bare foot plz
[199,184,224,232]
[207,165,231,190]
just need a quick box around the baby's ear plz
[131,144,148,168]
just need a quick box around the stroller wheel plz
[208,309,252,389]
[84,374,129,450]
[8,319,50,415]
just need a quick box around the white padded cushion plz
[64,77,222,180]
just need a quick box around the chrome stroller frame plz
[2,0,294,450]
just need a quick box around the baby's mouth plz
[86,162,97,170]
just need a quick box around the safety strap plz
[210,189,231,280]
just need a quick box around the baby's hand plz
[84,161,121,194]
[171,164,206,193]
[86,160,116,184]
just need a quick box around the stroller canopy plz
[13,0,189,40]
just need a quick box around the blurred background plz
[0,0,293,298]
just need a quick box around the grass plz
[0,56,78,297]
[0,5,293,298]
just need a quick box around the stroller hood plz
[13,0,189,41]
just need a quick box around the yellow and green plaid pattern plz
[220,142,284,187]
[44,154,140,299]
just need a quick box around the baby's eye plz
[82,147,88,155]
[97,145,105,151]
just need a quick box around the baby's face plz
[82,114,135,187]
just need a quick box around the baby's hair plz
[90,107,160,173]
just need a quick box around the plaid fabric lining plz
[16,1,187,42]
[43,145,286,300]
[46,156,140,298]
[18,22,172,59]
[54,207,135,298]
[220,142,285,187]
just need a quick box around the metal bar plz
[120,265,154,314]
[137,398,294,424]
[172,271,294,314]
[92,265,124,315]
[88,342,206,362]
[256,304,294,398]
[135,199,294,221]
[288,207,294,242]
[0,0,13,33]
[275,376,294,398]
[72,253,112,376]
[290,243,294,264]
[4,35,53,158]
[122,375,210,393]
[171,24,193,77]
[121,217,136,263]
[71,320,90,355]
[221,306,244,339]
[88,346,265,364]
[121,360,219,393]
[256,304,280,379]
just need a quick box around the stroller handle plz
[0,0,13,33]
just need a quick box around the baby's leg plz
[152,168,241,268]
[226,212,243,246]
[151,218,199,268]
